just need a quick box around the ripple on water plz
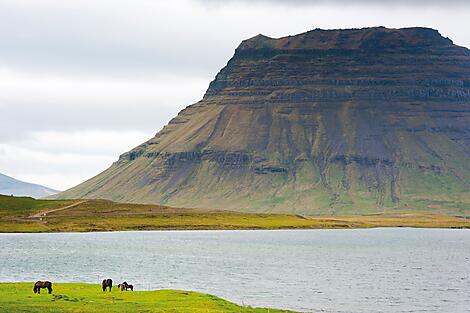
[0,228,469,313]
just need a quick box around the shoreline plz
[0,224,470,234]
[1,210,469,233]
[1,196,469,233]
[0,282,298,313]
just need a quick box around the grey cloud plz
[0,34,229,78]
[199,0,470,6]
[3,105,134,139]
[0,0,468,80]
[0,101,179,141]
[0,1,235,78]
[1,0,469,189]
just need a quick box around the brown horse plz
[33,281,52,294]
[102,278,113,292]
[118,282,134,291]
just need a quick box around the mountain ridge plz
[238,27,455,50]
[54,27,470,215]
[0,172,59,198]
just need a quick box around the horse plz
[102,278,113,292]
[118,282,134,291]
[118,282,126,291]
[33,281,52,294]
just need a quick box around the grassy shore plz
[0,283,295,313]
[0,195,468,232]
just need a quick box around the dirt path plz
[28,200,88,219]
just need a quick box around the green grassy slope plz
[53,28,470,214]
[0,283,295,313]
[0,195,468,232]
[0,195,75,218]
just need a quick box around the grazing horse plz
[118,282,134,291]
[102,278,113,292]
[33,281,52,294]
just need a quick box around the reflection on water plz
[1,228,469,313]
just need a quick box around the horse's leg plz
[33,286,37,294]
[109,285,112,292]
[48,286,52,294]
[37,287,40,294]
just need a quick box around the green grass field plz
[0,195,468,232]
[0,195,74,218]
[0,283,295,313]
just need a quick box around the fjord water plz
[1,229,469,313]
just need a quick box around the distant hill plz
[55,27,470,214]
[0,173,59,198]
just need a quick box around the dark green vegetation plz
[0,195,468,232]
[0,194,74,219]
[0,283,295,313]
[53,27,470,214]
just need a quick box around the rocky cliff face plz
[56,27,470,214]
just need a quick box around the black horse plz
[33,281,52,294]
[102,278,113,292]
[118,282,134,291]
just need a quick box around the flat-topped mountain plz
[55,27,470,214]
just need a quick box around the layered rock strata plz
[56,27,470,214]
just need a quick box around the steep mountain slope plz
[0,173,59,198]
[56,27,470,214]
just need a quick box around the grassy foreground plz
[0,283,295,313]
[0,195,469,232]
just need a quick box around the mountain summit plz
[56,27,470,214]
[0,173,59,198]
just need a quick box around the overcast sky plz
[1,0,469,190]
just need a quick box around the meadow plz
[0,195,468,232]
[0,283,295,313]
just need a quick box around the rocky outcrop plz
[55,27,470,214]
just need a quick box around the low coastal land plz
[0,195,468,232]
[0,283,295,313]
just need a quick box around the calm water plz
[0,228,469,313]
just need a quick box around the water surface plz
[1,228,469,313]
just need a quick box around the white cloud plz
[0,69,209,107]
[0,69,209,143]
[0,130,153,190]
[0,0,469,190]
[198,0,470,7]
[1,0,467,77]
[26,130,152,156]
